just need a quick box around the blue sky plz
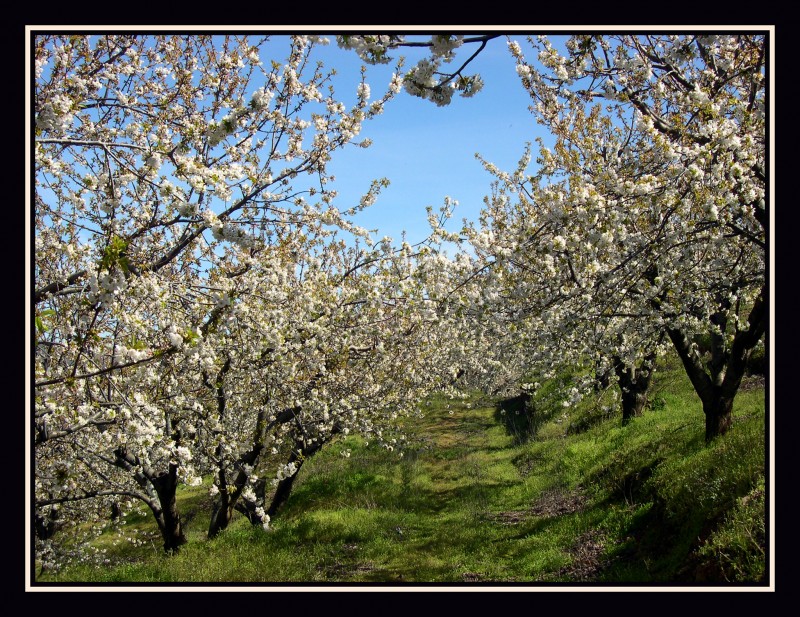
[304,35,550,245]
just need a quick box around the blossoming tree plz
[468,33,766,439]
[33,32,457,563]
[199,226,478,537]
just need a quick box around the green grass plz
[36,353,767,586]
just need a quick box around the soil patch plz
[491,486,588,525]
[550,529,608,582]
[741,375,766,391]
[530,487,588,517]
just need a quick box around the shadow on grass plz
[594,498,700,583]
[494,393,560,444]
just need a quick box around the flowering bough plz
[336,35,496,106]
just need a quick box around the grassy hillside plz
[35,353,767,586]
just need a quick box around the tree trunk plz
[620,379,649,424]
[207,405,299,537]
[265,436,328,519]
[613,354,656,425]
[703,393,735,442]
[666,292,764,442]
[238,431,337,526]
[595,357,613,392]
[207,441,267,538]
[235,477,269,525]
[110,501,122,521]
[112,447,187,553]
[207,498,233,539]
[34,508,61,540]
[267,450,305,518]
[150,463,187,553]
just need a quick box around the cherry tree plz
[32,32,435,563]
[463,150,669,425]
[199,227,475,537]
[466,33,766,439]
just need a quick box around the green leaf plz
[100,235,130,272]
[35,309,56,334]
[184,329,200,346]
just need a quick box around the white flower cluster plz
[336,35,400,64]
[429,35,464,60]
[250,86,274,110]
[254,506,271,531]
[202,209,255,249]
[389,73,404,94]
[403,59,460,107]
[86,269,127,307]
[36,94,75,133]
[273,461,298,484]
[206,109,248,147]
[144,152,161,175]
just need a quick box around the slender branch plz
[725,221,766,250]
[391,35,500,49]
[35,138,148,151]
[435,38,495,89]
[35,270,88,304]
[35,347,175,388]
[36,489,151,508]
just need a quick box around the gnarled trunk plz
[614,353,656,425]
[233,452,306,522]
[207,405,300,537]
[207,496,233,539]
[207,457,261,538]
[267,443,318,518]
[703,393,735,442]
[235,477,269,525]
[150,463,187,553]
[267,464,302,518]
[113,447,187,553]
[238,435,332,525]
[34,507,61,540]
[595,357,613,392]
[619,377,650,424]
[666,287,765,442]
